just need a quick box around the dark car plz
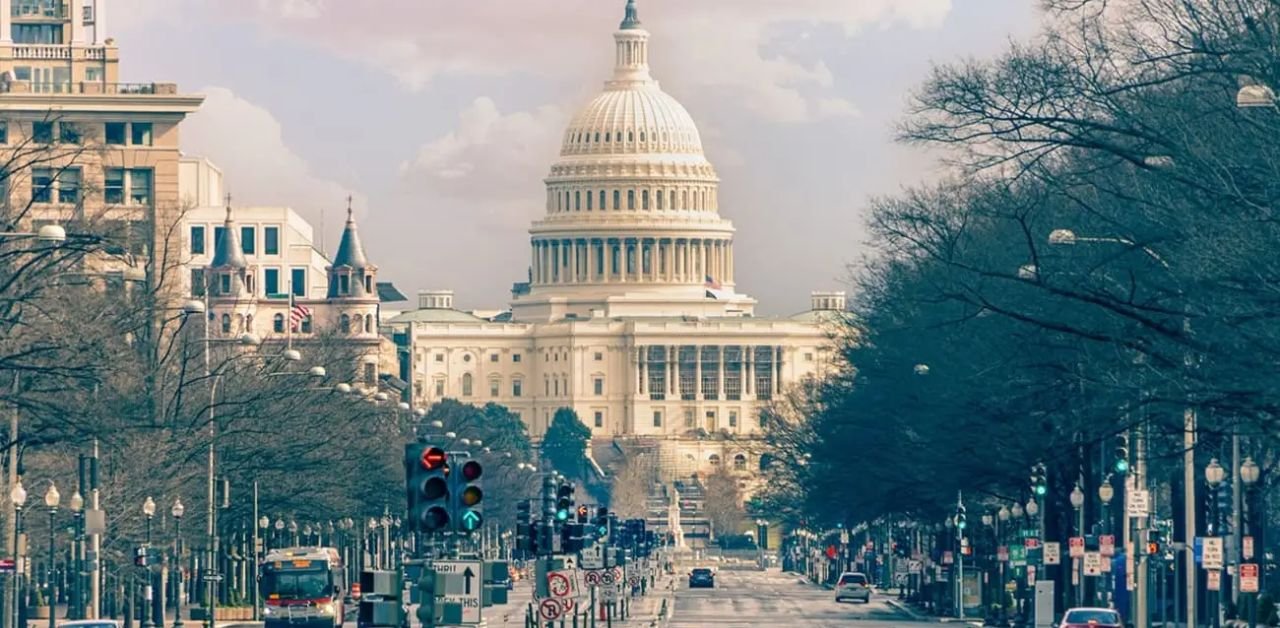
[1059,608,1122,628]
[688,568,715,588]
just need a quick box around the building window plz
[340,314,350,333]
[57,169,79,204]
[706,410,718,431]
[594,352,603,361]
[512,379,523,397]
[434,354,444,363]
[291,268,306,297]
[190,225,206,255]
[435,379,445,397]
[613,190,620,210]
[104,168,124,204]
[709,454,721,466]
[31,168,52,203]
[729,410,738,428]
[364,314,373,333]
[32,121,53,143]
[106,169,152,206]
[105,122,126,145]
[130,122,152,146]
[653,410,662,428]
[272,314,284,333]
[220,313,231,334]
[733,454,747,470]
[362,363,376,385]
[678,346,696,400]
[59,122,80,144]
[489,354,499,363]
[513,354,522,363]
[338,274,350,295]
[627,190,635,210]
[462,373,473,397]
[219,274,231,295]
[264,226,279,255]
[264,268,280,297]
[642,189,649,209]
[599,190,606,210]
[300,315,312,333]
[0,121,8,144]
[130,170,152,205]
[190,269,206,297]
[586,191,593,210]
[240,226,255,255]
[593,377,603,396]
[684,408,695,429]
[805,352,814,362]
[594,411,604,428]
[490,378,500,397]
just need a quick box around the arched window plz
[605,132,611,142]
[220,313,231,334]
[364,314,373,333]
[656,190,664,210]
[708,454,721,466]
[628,130,634,142]
[642,190,649,210]
[575,191,581,211]
[640,131,646,142]
[599,190,606,210]
[462,373,473,397]
[613,190,621,210]
[682,190,688,210]
[586,191,593,211]
[364,275,372,293]
[273,313,284,333]
[595,132,600,142]
[340,314,351,333]
[733,454,747,470]
[301,315,312,333]
[627,190,635,210]
[245,314,253,332]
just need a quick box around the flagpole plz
[287,277,294,349]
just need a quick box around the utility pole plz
[90,440,101,618]
[1135,420,1150,628]
[1184,407,1197,627]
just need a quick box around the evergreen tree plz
[541,407,592,478]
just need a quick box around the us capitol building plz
[390,0,845,479]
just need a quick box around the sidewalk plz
[619,575,675,627]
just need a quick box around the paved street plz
[670,569,927,627]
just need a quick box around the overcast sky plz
[114,0,1041,315]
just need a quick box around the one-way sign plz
[432,560,482,624]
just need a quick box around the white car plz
[833,572,872,603]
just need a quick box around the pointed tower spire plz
[331,195,369,270]
[620,0,641,29]
[211,194,247,269]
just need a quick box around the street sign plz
[1207,570,1221,591]
[547,570,575,599]
[1083,552,1102,576]
[1010,545,1026,567]
[942,551,954,565]
[1243,536,1254,560]
[0,559,15,574]
[538,598,563,621]
[1068,537,1084,558]
[1099,535,1115,557]
[581,544,604,570]
[1024,538,1040,550]
[584,570,602,586]
[908,560,922,574]
[1026,565,1036,585]
[433,560,483,624]
[997,546,1009,562]
[1127,490,1150,517]
[1044,543,1061,566]
[1240,564,1260,593]
[840,530,849,544]
[1201,537,1225,570]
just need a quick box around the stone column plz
[669,346,677,396]
[1,0,13,44]
[694,345,702,401]
[775,346,783,395]
[727,242,734,284]
[586,240,596,282]
[531,241,538,284]
[745,346,753,396]
[92,0,106,45]
[70,0,86,44]
[638,346,646,396]
[649,239,659,282]
[717,346,725,401]
[664,239,674,282]
[569,239,579,283]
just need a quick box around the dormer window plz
[338,274,350,295]
[340,314,350,333]
[219,274,230,295]
[364,275,372,293]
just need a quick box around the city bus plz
[260,547,346,628]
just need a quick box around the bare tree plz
[702,466,744,539]
[609,454,655,520]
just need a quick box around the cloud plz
[400,97,566,228]
[181,86,361,223]
[220,0,953,123]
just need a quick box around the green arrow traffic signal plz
[461,509,483,531]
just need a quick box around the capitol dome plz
[517,0,753,322]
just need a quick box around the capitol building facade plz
[390,1,844,478]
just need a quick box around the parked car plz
[688,567,716,588]
[1058,607,1122,628]
[833,572,872,604]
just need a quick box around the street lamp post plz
[273,520,284,551]
[1011,502,1025,623]
[172,499,185,628]
[43,483,58,628]
[143,497,155,628]
[10,479,27,628]
[1206,458,1226,628]
[1099,476,1115,608]
[997,506,1010,623]
[68,492,82,620]
[1239,457,1261,628]
[1070,484,1085,607]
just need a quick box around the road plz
[671,568,927,627]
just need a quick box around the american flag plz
[704,275,722,290]
[289,303,312,331]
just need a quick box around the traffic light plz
[415,563,436,628]
[1030,463,1048,497]
[406,444,450,532]
[955,503,967,531]
[516,501,532,557]
[592,507,609,540]
[577,505,590,523]
[1146,529,1163,556]
[555,483,574,522]
[562,521,585,553]
[1114,434,1130,474]
[453,459,484,534]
